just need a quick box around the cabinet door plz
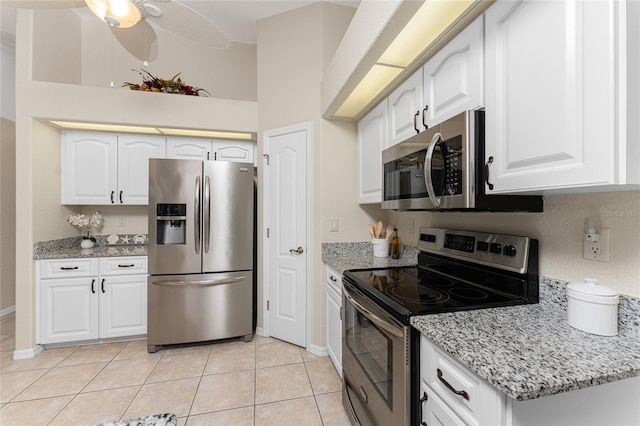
[326,283,342,375]
[388,70,424,147]
[62,131,117,205]
[212,140,255,164]
[99,275,147,339]
[422,15,483,127]
[358,99,388,204]
[117,135,166,205]
[40,277,99,344]
[166,137,212,160]
[484,0,616,193]
[420,383,467,426]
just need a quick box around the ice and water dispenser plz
[156,204,187,245]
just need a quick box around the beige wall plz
[1,118,16,311]
[388,190,640,297]
[30,9,257,101]
[257,3,384,349]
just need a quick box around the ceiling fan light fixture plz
[84,0,145,28]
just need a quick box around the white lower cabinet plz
[325,265,342,375]
[420,335,640,426]
[38,256,147,345]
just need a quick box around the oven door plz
[342,280,410,426]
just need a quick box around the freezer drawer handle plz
[437,368,469,400]
[152,276,246,287]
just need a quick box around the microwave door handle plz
[424,132,443,208]
[203,175,211,254]
[194,175,201,254]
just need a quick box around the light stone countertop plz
[321,242,640,402]
[33,235,148,259]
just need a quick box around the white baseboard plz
[0,305,15,317]
[255,327,266,337]
[306,343,328,357]
[13,345,44,360]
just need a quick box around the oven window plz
[344,300,393,407]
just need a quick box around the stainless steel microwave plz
[382,110,543,212]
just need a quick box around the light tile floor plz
[0,313,351,425]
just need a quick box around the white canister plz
[372,238,390,258]
[566,278,619,336]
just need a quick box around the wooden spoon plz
[386,224,394,240]
[368,224,375,238]
[376,221,383,238]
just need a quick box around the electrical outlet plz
[118,216,127,227]
[583,228,610,262]
[330,217,339,232]
[408,218,415,234]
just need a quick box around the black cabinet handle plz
[330,276,337,282]
[101,279,105,293]
[91,279,95,294]
[484,156,494,191]
[111,191,115,204]
[119,191,123,204]
[422,105,429,130]
[437,368,469,400]
[118,264,135,268]
[60,266,78,270]
[419,390,428,426]
[414,110,420,133]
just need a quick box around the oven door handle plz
[344,288,404,338]
[424,132,443,208]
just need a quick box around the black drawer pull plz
[101,279,105,293]
[437,368,469,400]
[60,267,78,270]
[118,264,135,268]
[91,279,95,294]
[419,390,428,426]
[330,276,337,282]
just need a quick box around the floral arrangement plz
[122,69,210,96]
[68,211,104,241]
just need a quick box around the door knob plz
[289,246,304,254]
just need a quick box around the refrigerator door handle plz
[152,276,247,287]
[203,175,211,254]
[195,175,201,254]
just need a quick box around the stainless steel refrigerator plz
[147,158,254,353]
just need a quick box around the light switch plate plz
[330,217,339,232]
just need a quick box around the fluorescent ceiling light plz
[49,121,255,141]
[379,0,475,68]
[335,64,403,118]
[335,0,477,118]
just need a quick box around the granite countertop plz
[321,242,419,273]
[411,279,640,401]
[34,234,148,260]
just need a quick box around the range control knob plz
[503,245,517,257]
[476,241,489,252]
[489,243,502,254]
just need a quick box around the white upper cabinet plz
[423,15,484,127]
[388,70,424,147]
[358,99,388,204]
[166,137,213,160]
[484,0,639,193]
[62,131,165,205]
[62,131,118,205]
[212,140,255,164]
[117,134,166,204]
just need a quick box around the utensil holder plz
[372,238,389,257]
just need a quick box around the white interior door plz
[264,123,310,348]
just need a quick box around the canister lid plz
[567,278,618,298]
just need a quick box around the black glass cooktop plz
[344,265,527,322]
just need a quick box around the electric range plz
[341,227,539,426]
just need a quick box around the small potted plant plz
[68,211,104,248]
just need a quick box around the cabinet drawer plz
[39,258,99,279]
[421,336,480,420]
[99,256,148,276]
[325,265,342,294]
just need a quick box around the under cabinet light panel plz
[157,128,254,140]
[334,64,403,118]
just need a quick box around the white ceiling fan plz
[4,0,231,49]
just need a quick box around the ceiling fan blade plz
[1,0,85,8]
[111,20,158,63]
[142,0,230,49]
